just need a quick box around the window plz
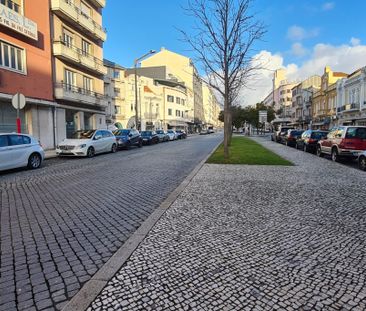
[176,110,180,117]
[176,97,181,104]
[64,69,76,89]
[167,95,174,102]
[0,41,25,73]
[81,39,91,56]
[181,99,185,105]
[83,76,93,93]
[80,1,91,18]
[1,0,20,13]
[168,108,172,116]
[8,135,29,146]
[0,135,8,147]
[131,104,134,111]
[115,106,121,114]
[63,29,74,47]
[114,87,120,97]
[113,70,120,79]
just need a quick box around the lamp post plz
[134,50,156,131]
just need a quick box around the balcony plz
[54,83,107,107]
[89,0,106,8]
[53,42,107,75]
[51,0,107,41]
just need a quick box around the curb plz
[62,138,223,311]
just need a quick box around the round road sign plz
[12,93,26,110]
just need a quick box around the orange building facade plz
[0,0,63,149]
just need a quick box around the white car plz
[358,150,366,171]
[56,130,117,157]
[0,133,45,171]
[167,130,177,141]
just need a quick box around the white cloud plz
[322,2,335,11]
[239,40,366,106]
[291,43,308,57]
[350,37,361,46]
[287,25,320,41]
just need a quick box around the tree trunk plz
[223,93,230,159]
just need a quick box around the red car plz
[316,126,366,162]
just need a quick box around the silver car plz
[0,133,45,171]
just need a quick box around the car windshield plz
[311,131,328,139]
[346,127,366,139]
[113,130,130,136]
[141,131,152,136]
[167,130,174,133]
[291,131,303,136]
[156,130,164,134]
[71,130,96,139]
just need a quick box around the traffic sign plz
[12,93,26,110]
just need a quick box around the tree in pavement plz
[181,0,266,159]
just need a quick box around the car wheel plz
[359,156,366,171]
[331,148,340,162]
[111,143,117,153]
[316,146,324,157]
[28,153,42,169]
[87,147,95,158]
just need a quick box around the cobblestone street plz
[0,134,222,311]
[89,136,366,311]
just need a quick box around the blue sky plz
[103,0,366,105]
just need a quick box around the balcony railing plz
[53,41,107,75]
[54,83,107,107]
[0,0,20,12]
[51,0,107,41]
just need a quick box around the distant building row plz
[263,66,366,129]
[0,0,222,150]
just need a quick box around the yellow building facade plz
[50,0,107,138]
[312,66,347,129]
[141,48,204,132]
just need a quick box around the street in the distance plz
[0,133,222,311]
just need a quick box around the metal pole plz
[16,93,21,134]
[134,61,139,131]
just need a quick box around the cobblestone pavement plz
[0,134,222,311]
[89,136,366,311]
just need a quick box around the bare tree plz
[181,0,266,159]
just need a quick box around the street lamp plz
[134,50,156,131]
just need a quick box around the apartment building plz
[50,0,107,139]
[0,0,60,149]
[140,48,204,133]
[312,66,347,129]
[202,84,221,129]
[290,75,321,128]
[336,67,366,126]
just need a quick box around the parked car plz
[296,130,329,153]
[208,128,215,134]
[358,150,366,171]
[175,130,187,139]
[200,129,210,135]
[282,130,304,147]
[167,130,177,141]
[0,133,45,171]
[156,130,169,142]
[272,126,294,142]
[56,129,117,158]
[113,129,142,149]
[316,126,366,162]
[141,131,159,145]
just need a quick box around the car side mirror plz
[94,135,102,140]
[129,133,133,137]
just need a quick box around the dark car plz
[141,131,159,145]
[296,130,328,153]
[113,129,142,149]
[272,126,294,142]
[282,129,304,147]
[156,130,169,142]
[175,130,187,139]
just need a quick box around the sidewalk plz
[85,137,366,310]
